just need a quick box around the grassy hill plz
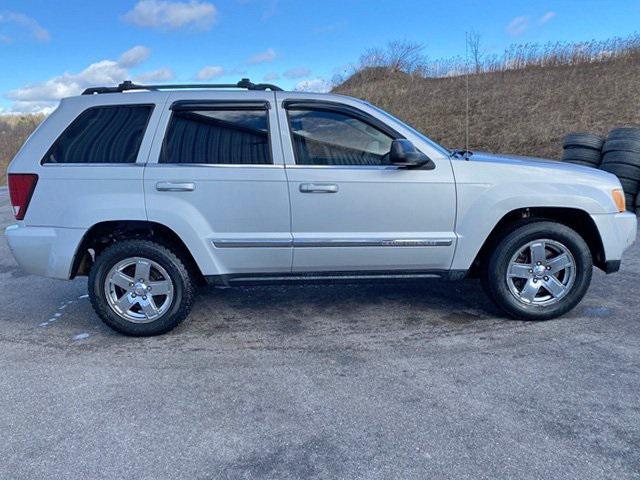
[333,44,640,159]
[1,114,44,185]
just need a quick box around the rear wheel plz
[482,221,592,320]
[88,240,195,336]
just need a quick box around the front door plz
[276,94,457,273]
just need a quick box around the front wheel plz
[482,221,593,320]
[88,240,195,336]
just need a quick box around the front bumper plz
[590,212,637,271]
[4,224,87,280]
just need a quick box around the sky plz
[0,0,639,114]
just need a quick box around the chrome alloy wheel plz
[506,239,576,307]
[104,257,174,323]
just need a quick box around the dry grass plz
[334,37,640,158]
[0,114,44,184]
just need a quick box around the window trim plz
[40,104,155,166]
[170,100,270,111]
[160,102,274,166]
[283,100,403,167]
[283,100,403,139]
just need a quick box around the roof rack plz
[82,78,283,95]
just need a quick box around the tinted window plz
[288,109,394,166]
[160,108,271,164]
[43,105,152,164]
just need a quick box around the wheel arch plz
[468,207,606,277]
[71,220,205,284]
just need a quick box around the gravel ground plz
[1,190,639,479]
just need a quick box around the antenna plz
[465,31,470,158]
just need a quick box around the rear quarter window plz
[42,104,153,164]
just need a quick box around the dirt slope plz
[333,56,640,159]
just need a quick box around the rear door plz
[144,91,292,276]
[276,93,457,273]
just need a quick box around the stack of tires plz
[561,133,604,168]
[599,128,640,212]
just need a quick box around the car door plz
[144,91,292,276]
[276,92,457,273]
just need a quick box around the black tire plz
[482,221,593,321]
[562,132,604,151]
[563,159,598,168]
[619,178,640,196]
[88,239,195,336]
[607,127,640,142]
[561,147,601,164]
[600,162,640,182]
[602,151,640,168]
[636,192,640,214]
[602,139,640,154]
[626,193,635,212]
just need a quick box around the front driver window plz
[287,108,394,166]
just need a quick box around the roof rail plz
[82,78,283,95]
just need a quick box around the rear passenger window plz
[43,105,152,164]
[160,106,271,164]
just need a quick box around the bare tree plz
[359,47,387,69]
[466,30,484,74]
[358,40,427,75]
[385,40,426,73]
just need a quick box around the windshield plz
[364,102,450,156]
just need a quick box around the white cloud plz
[0,11,50,42]
[135,68,174,83]
[506,16,529,36]
[119,45,151,67]
[263,72,279,81]
[283,67,311,79]
[249,48,276,64]
[539,11,556,25]
[3,100,57,115]
[123,0,217,31]
[5,46,153,114]
[196,65,224,80]
[294,78,332,93]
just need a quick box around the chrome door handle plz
[299,183,339,193]
[155,182,195,192]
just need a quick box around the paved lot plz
[1,189,639,479]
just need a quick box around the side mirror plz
[389,139,434,169]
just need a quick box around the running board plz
[206,270,467,287]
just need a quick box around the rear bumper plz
[591,212,637,270]
[4,224,86,280]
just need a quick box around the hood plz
[468,151,617,180]
[471,151,568,167]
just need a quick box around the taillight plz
[8,174,38,220]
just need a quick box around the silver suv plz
[5,79,637,335]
